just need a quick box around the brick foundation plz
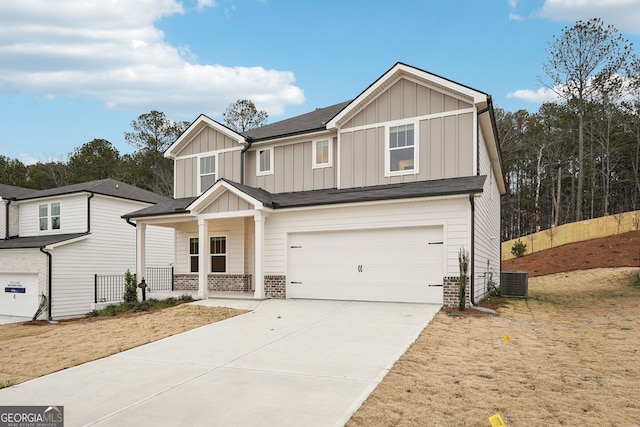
[264,275,286,299]
[174,274,252,292]
[443,276,470,308]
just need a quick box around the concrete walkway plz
[0,299,440,427]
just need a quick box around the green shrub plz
[123,270,138,306]
[511,239,527,258]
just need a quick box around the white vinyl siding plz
[19,195,86,236]
[473,131,502,301]
[48,196,174,319]
[263,197,470,280]
[174,218,246,275]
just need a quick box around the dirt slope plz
[502,230,640,277]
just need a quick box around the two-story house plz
[124,63,505,307]
[0,179,174,319]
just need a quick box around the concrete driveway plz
[0,299,440,426]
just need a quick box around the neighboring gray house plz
[0,179,174,319]
[125,63,505,307]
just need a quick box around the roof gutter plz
[39,246,53,321]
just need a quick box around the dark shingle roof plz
[122,196,197,219]
[242,101,351,141]
[0,233,89,249]
[8,179,169,204]
[124,176,486,219]
[0,184,40,200]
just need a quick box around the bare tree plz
[540,18,632,222]
[223,99,268,132]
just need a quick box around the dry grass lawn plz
[0,304,245,387]
[347,267,640,426]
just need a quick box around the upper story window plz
[39,202,61,231]
[257,148,273,176]
[199,155,216,194]
[313,139,332,168]
[386,122,418,176]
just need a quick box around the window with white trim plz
[189,237,199,273]
[39,202,61,231]
[387,123,418,175]
[313,139,332,168]
[199,155,216,194]
[257,148,273,175]
[210,236,227,273]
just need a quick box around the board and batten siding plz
[263,198,470,278]
[18,194,88,236]
[173,125,244,198]
[245,137,337,194]
[338,78,475,189]
[342,78,473,127]
[49,196,170,318]
[174,217,247,275]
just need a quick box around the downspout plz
[39,247,53,321]
[240,137,254,185]
[86,192,94,233]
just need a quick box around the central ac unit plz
[500,270,528,298]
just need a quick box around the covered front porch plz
[129,180,280,301]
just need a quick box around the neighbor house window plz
[39,202,61,231]
[39,204,48,231]
[387,123,418,175]
[199,155,216,194]
[189,237,199,273]
[210,236,227,273]
[257,148,273,175]
[313,139,332,168]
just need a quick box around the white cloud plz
[197,0,216,10]
[507,87,560,103]
[0,0,304,118]
[536,0,640,35]
[509,13,523,21]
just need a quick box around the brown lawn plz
[2,232,640,426]
[348,232,640,426]
[0,304,245,387]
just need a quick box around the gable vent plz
[500,270,528,298]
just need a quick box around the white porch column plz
[136,223,146,283]
[198,218,209,299]
[254,211,265,299]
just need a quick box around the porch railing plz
[94,267,174,303]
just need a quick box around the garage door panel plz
[287,227,444,304]
[0,273,39,317]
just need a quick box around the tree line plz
[2,19,638,241]
[499,18,640,241]
[0,101,267,198]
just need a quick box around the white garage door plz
[0,273,40,317]
[287,227,444,304]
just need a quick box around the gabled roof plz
[164,114,245,159]
[123,176,486,219]
[0,233,90,249]
[327,62,489,129]
[242,101,351,142]
[10,179,168,204]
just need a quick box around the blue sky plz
[1,0,640,165]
